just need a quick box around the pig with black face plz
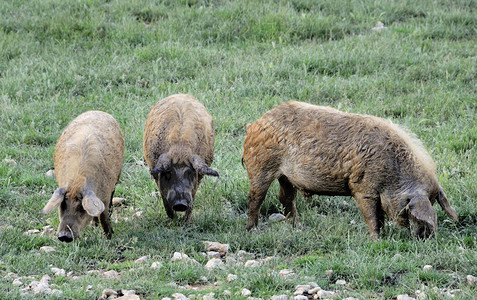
[42,111,124,242]
[143,94,218,220]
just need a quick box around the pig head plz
[42,185,105,242]
[150,153,218,219]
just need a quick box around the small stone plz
[205,258,223,270]
[423,265,433,271]
[349,220,356,225]
[102,270,119,279]
[117,295,140,300]
[12,278,23,286]
[466,275,477,285]
[241,288,252,297]
[112,197,125,206]
[4,158,17,165]
[336,279,346,285]
[202,292,215,300]
[295,285,310,293]
[172,293,189,300]
[269,213,286,222]
[270,296,288,300]
[244,260,260,267]
[294,296,308,300]
[151,261,163,269]
[134,211,143,218]
[25,229,40,235]
[204,241,229,256]
[135,256,148,264]
[236,250,251,257]
[87,270,101,275]
[102,288,118,298]
[207,251,221,258]
[86,285,93,292]
[121,289,136,296]
[51,267,66,277]
[45,169,55,177]
[223,290,231,296]
[343,298,360,300]
[39,246,56,253]
[372,21,387,31]
[40,226,55,237]
[324,269,334,276]
[172,252,188,262]
[317,290,335,298]
[227,274,237,282]
[393,254,404,260]
[279,269,294,277]
[135,160,146,166]
[308,287,321,294]
[396,295,416,300]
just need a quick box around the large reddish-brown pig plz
[243,101,458,239]
[143,94,218,220]
[42,111,124,242]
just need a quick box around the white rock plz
[135,256,148,264]
[423,265,433,271]
[227,274,237,282]
[336,279,346,285]
[294,296,307,300]
[117,295,140,300]
[223,290,231,296]
[102,270,119,279]
[349,220,356,225]
[172,252,188,262]
[343,298,360,300]
[151,261,163,269]
[397,295,416,300]
[162,298,172,300]
[87,270,101,275]
[269,213,286,222]
[202,292,215,300]
[25,229,40,235]
[51,267,66,277]
[112,197,125,206]
[40,226,56,237]
[466,275,477,285]
[241,288,252,297]
[324,269,334,275]
[372,21,387,31]
[39,246,56,253]
[121,289,136,296]
[317,290,335,298]
[270,296,289,300]
[4,158,17,165]
[86,285,93,292]
[204,241,229,256]
[134,211,143,218]
[244,260,260,267]
[237,250,252,257]
[279,269,294,277]
[12,278,23,286]
[308,287,321,294]
[205,258,223,270]
[172,292,190,300]
[207,251,221,258]
[102,288,118,298]
[295,285,310,293]
[45,169,55,177]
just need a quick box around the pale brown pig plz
[42,111,124,242]
[143,94,218,220]
[243,101,458,239]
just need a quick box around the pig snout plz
[167,188,192,212]
[172,199,189,211]
[58,230,74,243]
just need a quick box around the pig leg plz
[278,175,298,224]
[99,192,115,239]
[354,192,384,239]
[246,177,274,231]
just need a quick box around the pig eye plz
[162,171,171,181]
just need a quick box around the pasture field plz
[0,0,476,299]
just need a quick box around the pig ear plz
[436,187,458,221]
[151,153,171,180]
[406,196,437,230]
[191,155,219,177]
[42,187,66,214]
[82,190,105,217]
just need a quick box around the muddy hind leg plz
[246,176,274,231]
[100,191,115,239]
[278,175,298,225]
[354,192,384,239]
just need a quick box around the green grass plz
[0,0,476,299]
